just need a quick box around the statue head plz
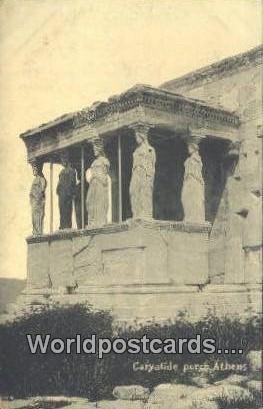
[135,130,147,145]
[60,152,70,167]
[31,160,43,176]
[188,142,199,155]
[93,139,104,157]
[131,123,151,145]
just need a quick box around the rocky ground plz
[1,351,262,409]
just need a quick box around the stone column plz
[86,138,111,227]
[129,123,156,219]
[182,138,205,223]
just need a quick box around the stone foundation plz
[27,220,211,290]
[4,220,255,323]
[5,283,260,324]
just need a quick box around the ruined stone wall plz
[161,60,262,285]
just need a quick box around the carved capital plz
[128,122,153,145]
[129,122,153,133]
[184,128,205,147]
[186,138,201,150]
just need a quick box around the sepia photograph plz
[0,0,262,408]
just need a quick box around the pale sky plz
[0,0,262,279]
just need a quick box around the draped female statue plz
[30,161,47,235]
[86,141,111,227]
[182,142,205,223]
[129,127,156,219]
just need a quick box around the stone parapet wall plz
[27,220,210,291]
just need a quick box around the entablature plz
[20,84,240,162]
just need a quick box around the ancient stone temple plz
[17,45,262,321]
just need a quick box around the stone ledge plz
[23,284,201,296]
[26,220,212,243]
[76,284,201,295]
[244,284,263,291]
[203,284,255,293]
[134,219,212,234]
[26,223,129,243]
[4,285,262,323]
[23,283,263,296]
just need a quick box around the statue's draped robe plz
[56,166,76,229]
[182,152,205,223]
[86,156,110,226]
[129,141,156,219]
[30,175,47,235]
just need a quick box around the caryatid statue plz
[86,139,111,227]
[182,141,205,223]
[30,160,47,236]
[129,124,156,219]
[56,153,76,229]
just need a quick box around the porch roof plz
[20,84,240,162]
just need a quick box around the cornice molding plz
[26,219,211,244]
[20,85,239,147]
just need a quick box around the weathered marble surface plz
[27,220,210,291]
[129,125,156,219]
[182,143,205,223]
[30,162,47,236]
[86,156,110,226]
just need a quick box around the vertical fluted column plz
[129,123,156,220]
[182,138,205,223]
